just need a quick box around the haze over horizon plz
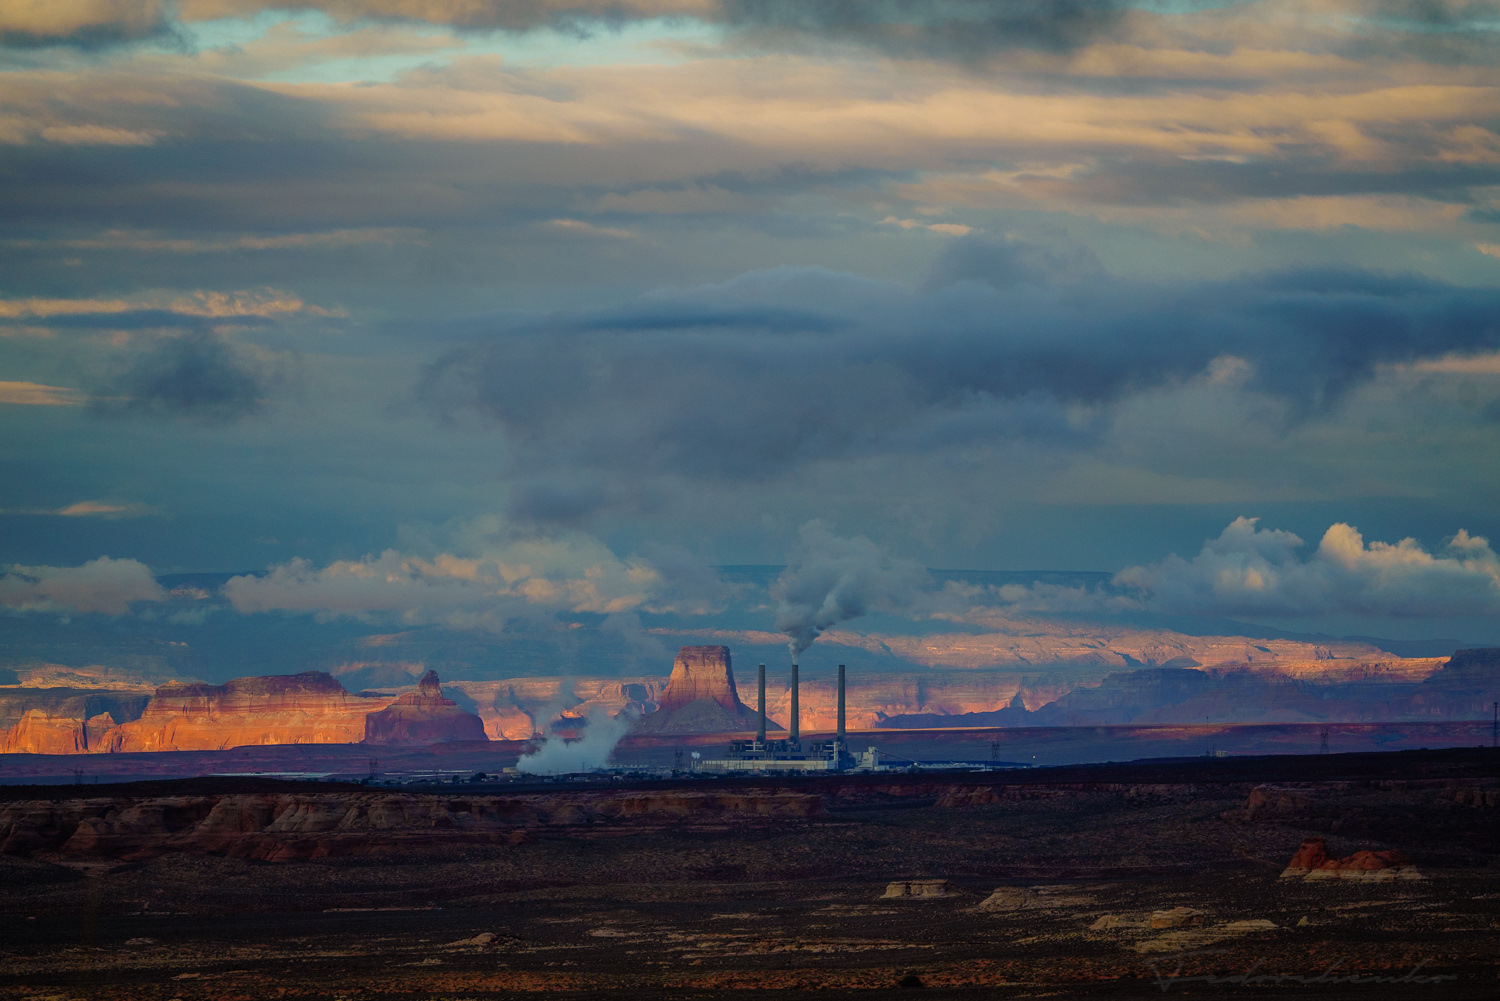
[4,0,1500,679]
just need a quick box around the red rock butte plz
[660,646,743,713]
[1280,836,1422,881]
[634,646,773,734]
[363,670,486,745]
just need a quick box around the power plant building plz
[694,662,883,772]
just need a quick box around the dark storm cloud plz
[89,332,275,423]
[1340,1,1500,65]
[169,1,1129,55]
[0,3,176,50]
[717,0,1129,58]
[417,238,1500,523]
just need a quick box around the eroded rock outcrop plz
[1305,849,1422,881]
[1149,907,1206,929]
[633,647,769,734]
[0,787,825,861]
[362,670,486,745]
[1279,837,1422,881]
[1235,784,1317,820]
[881,879,955,899]
[105,673,395,752]
[1279,837,1331,877]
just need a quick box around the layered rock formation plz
[1408,648,1500,716]
[633,647,770,734]
[879,654,1486,729]
[659,647,742,712]
[811,621,1390,671]
[104,673,396,752]
[1279,837,1422,881]
[0,689,149,754]
[1,710,120,754]
[881,879,955,899]
[363,670,486,745]
[0,787,825,861]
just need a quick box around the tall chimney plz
[790,661,800,744]
[837,663,846,742]
[757,664,766,743]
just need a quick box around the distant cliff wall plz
[0,690,150,754]
[103,673,396,752]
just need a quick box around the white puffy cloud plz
[222,523,716,628]
[1115,517,1500,618]
[0,556,166,615]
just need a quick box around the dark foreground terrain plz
[2,748,1498,1000]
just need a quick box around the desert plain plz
[2,747,1498,1000]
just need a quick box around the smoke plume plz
[515,707,636,775]
[772,521,931,658]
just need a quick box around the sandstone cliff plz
[633,647,769,734]
[1405,648,1500,717]
[1,710,125,754]
[104,673,396,752]
[362,670,486,745]
[0,689,150,754]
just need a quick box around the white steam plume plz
[772,521,931,658]
[516,707,637,775]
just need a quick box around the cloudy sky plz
[3,0,1500,668]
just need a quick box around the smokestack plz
[757,664,766,743]
[837,664,846,742]
[790,661,800,744]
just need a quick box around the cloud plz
[0,0,173,49]
[1115,517,1500,618]
[545,218,637,240]
[221,521,715,628]
[1,7,1496,251]
[717,0,1130,59]
[4,228,418,254]
[55,500,155,518]
[0,556,167,615]
[0,500,158,517]
[176,0,719,33]
[772,521,931,657]
[0,381,81,406]
[171,0,1128,58]
[88,331,277,423]
[0,288,338,327]
[37,124,160,146]
[880,216,972,237]
[418,245,1500,524]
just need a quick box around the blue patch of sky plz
[184,11,723,84]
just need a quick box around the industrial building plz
[693,662,884,773]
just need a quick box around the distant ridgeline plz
[0,670,484,755]
[1,645,1498,755]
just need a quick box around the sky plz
[3,0,1500,675]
